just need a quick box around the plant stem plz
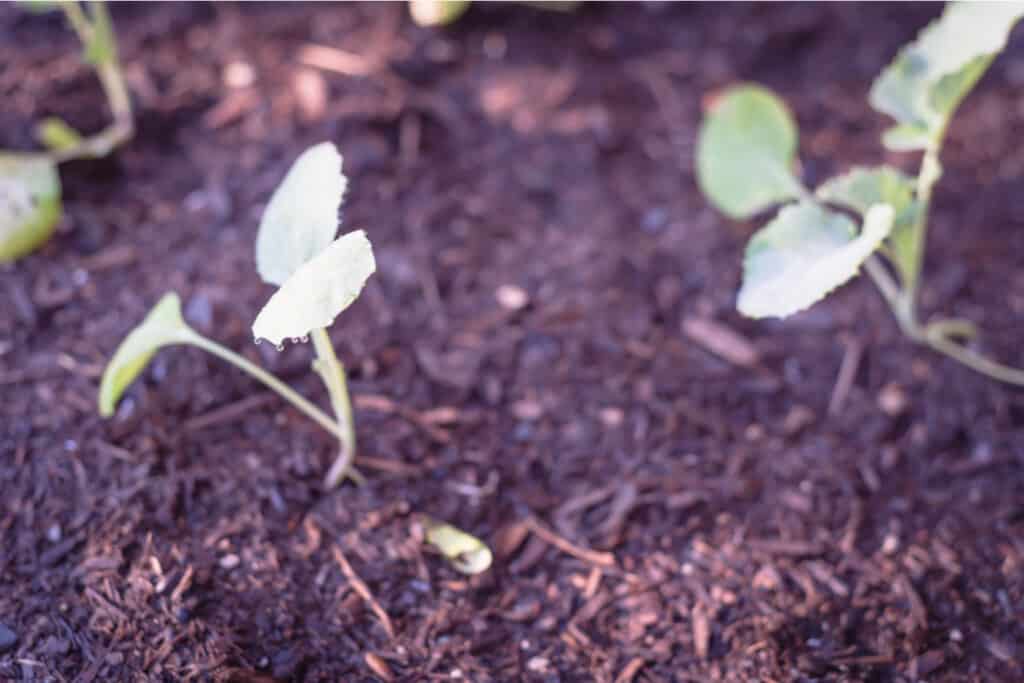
[900,140,944,324]
[924,328,1024,386]
[310,328,360,489]
[184,333,344,440]
[57,1,133,162]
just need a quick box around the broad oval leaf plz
[0,153,62,263]
[98,293,194,417]
[697,84,803,220]
[870,2,1024,148]
[256,142,347,286]
[252,230,376,347]
[409,0,470,26]
[424,519,493,575]
[738,202,894,319]
[816,166,914,217]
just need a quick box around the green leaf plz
[408,0,471,26]
[738,202,894,319]
[98,293,195,417]
[0,153,62,263]
[816,166,914,216]
[35,117,85,153]
[82,2,117,66]
[880,123,933,152]
[255,142,347,287]
[697,84,803,220]
[424,518,493,575]
[252,230,376,347]
[17,0,60,13]
[870,2,1024,148]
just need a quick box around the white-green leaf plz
[870,2,1024,149]
[816,166,914,216]
[697,84,803,220]
[0,153,62,263]
[424,519,493,575]
[99,293,195,417]
[738,203,894,319]
[252,230,376,347]
[408,0,470,26]
[256,142,347,287]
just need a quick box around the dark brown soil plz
[3,3,1024,681]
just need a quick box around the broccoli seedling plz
[99,143,376,488]
[2,1,133,263]
[697,2,1024,385]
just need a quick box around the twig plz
[525,517,615,568]
[332,545,395,639]
[828,336,862,416]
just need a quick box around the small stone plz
[0,623,17,654]
[46,523,62,543]
[512,399,543,421]
[219,553,240,569]
[877,382,908,416]
[496,284,529,311]
[599,407,624,428]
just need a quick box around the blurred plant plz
[1,1,133,263]
[697,2,1024,385]
[408,0,579,27]
[99,143,376,488]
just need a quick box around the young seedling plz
[99,143,376,488]
[697,2,1024,385]
[2,0,133,262]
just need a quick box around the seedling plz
[697,2,1024,385]
[2,1,133,262]
[99,143,376,488]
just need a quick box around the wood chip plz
[682,316,760,368]
[333,545,395,639]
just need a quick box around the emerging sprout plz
[1,1,133,263]
[423,518,493,575]
[697,2,1024,385]
[100,142,375,488]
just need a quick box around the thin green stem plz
[901,140,944,323]
[311,329,360,488]
[924,328,1024,386]
[184,332,343,440]
[56,1,133,163]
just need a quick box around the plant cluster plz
[697,2,1024,385]
[1,1,133,263]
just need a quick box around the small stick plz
[828,336,862,416]
[333,545,395,639]
[525,517,615,568]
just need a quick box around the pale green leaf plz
[424,519,493,575]
[697,84,803,220]
[870,2,1024,145]
[35,117,85,153]
[738,203,894,319]
[881,123,933,152]
[252,230,376,347]
[0,153,62,263]
[256,142,347,287]
[17,0,60,13]
[816,166,914,216]
[408,0,471,26]
[98,293,195,417]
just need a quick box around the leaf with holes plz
[255,142,347,287]
[252,230,376,347]
[98,293,196,416]
[697,84,803,219]
[738,202,894,319]
[0,153,62,263]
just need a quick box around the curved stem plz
[184,333,343,440]
[924,329,1024,386]
[311,329,360,488]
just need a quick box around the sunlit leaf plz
[697,84,803,220]
[424,518,493,575]
[252,230,376,347]
[256,142,347,287]
[738,203,894,319]
[98,293,195,417]
[870,2,1024,148]
[35,117,85,154]
[408,0,470,26]
[0,153,62,263]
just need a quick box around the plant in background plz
[697,2,1024,385]
[1,0,133,262]
[99,143,376,488]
